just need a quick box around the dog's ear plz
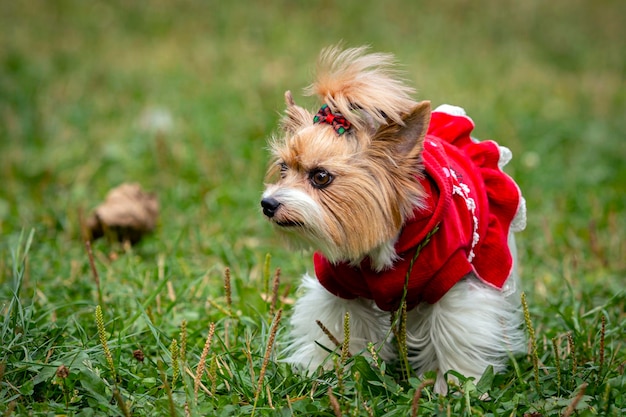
[372,101,431,156]
[280,91,313,134]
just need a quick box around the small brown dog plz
[261,46,526,394]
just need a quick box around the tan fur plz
[305,46,418,130]
[264,46,431,266]
[280,91,313,134]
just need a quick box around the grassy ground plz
[1,0,624,415]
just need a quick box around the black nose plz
[261,197,281,218]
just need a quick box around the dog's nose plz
[261,197,281,218]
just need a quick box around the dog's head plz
[261,46,431,268]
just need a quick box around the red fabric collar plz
[314,110,522,311]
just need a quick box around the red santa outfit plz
[314,105,525,311]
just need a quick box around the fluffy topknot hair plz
[304,46,417,130]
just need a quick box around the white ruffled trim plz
[497,145,526,232]
[511,196,527,232]
[497,146,513,169]
[434,104,466,116]
[434,104,475,127]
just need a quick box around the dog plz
[261,46,527,394]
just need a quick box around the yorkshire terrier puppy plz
[261,46,527,394]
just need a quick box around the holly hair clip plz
[313,104,352,135]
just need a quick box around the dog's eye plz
[309,168,333,189]
[279,162,288,178]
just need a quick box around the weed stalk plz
[223,268,232,349]
[328,387,342,417]
[157,360,176,417]
[411,379,435,417]
[521,292,539,392]
[170,338,180,387]
[552,337,561,394]
[224,267,232,316]
[252,308,282,416]
[367,342,382,374]
[567,332,578,376]
[598,313,606,378]
[269,268,281,316]
[179,320,188,363]
[395,225,438,380]
[194,322,216,402]
[95,305,116,380]
[112,388,131,417]
[562,382,589,417]
[333,355,345,401]
[341,312,351,364]
[316,320,343,352]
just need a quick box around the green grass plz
[1,0,624,415]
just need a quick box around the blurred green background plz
[1,0,625,414]
[2,0,624,289]
[1,0,625,307]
